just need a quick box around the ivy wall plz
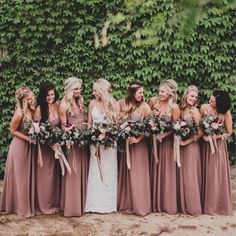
[0,0,235,174]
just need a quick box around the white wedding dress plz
[85,106,117,213]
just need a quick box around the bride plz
[85,79,119,213]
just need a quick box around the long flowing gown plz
[150,111,178,214]
[35,116,61,214]
[85,106,117,213]
[118,100,151,216]
[177,112,202,215]
[0,116,36,217]
[202,113,232,215]
[60,106,89,217]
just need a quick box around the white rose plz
[125,126,131,131]
[174,123,181,130]
[211,122,219,129]
[203,121,209,128]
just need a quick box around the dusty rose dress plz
[202,113,232,215]
[150,111,178,214]
[118,100,151,216]
[177,112,202,215]
[0,117,36,217]
[60,106,89,217]
[35,116,61,214]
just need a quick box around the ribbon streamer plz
[152,134,159,164]
[37,141,43,167]
[174,136,181,168]
[71,146,78,173]
[208,136,215,154]
[53,143,72,176]
[213,135,218,152]
[126,139,131,169]
[95,146,104,183]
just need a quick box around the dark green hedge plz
[0,0,235,173]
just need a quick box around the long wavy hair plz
[153,79,178,111]
[93,78,117,123]
[37,82,58,122]
[15,87,34,115]
[179,85,199,110]
[61,77,84,115]
[124,80,145,118]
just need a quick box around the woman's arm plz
[58,102,67,128]
[34,106,41,121]
[172,103,181,121]
[158,103,180,141]
[10,109,34,143]
[214,111,233,140]
[87,100,94,125]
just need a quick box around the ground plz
[0,166,235,236]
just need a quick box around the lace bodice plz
[91,106,107,124]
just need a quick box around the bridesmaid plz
[149,79,180,214]
[59,77,89,217]
[178,86,203,215]
[200,90,232,215]
[118,80,152,216]
[0,87,36,217]
[34,82,60,214]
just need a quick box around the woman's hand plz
[128,136,140,144]
[180,140,187,146]
[28,138,36,145]
[203,135,210,142]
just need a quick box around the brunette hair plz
[37,82,58,122]
[213,90,231,114]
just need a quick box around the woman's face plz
[209,95,216,108]
[73,83,82,98]
[186,90,198,106]
[159,86,170,101]
[26,91,35,106]
[92,85,101,100]
[46,89,55,104]
[134,87,144,102]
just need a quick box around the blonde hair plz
[61,77,84,115]
[153,79,178,111]
[15,87,34,115]
[93,78,117,123]
[180,85,199,109]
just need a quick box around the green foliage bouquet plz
[89,122,119,149]
[173,119,197,141]
[201,114,225,135]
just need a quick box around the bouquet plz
[200,114,225,154]
[60,123,77,149]
[89,122,119,149]
[28,121,46,143]
[118,120,145,141]
[118,119,145,169]
[89,122,119,183]
[143,114,172,138]
[172,119,197,168]
[200,114,225,135]
[173,119,197,141]
[159,114,172,133]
